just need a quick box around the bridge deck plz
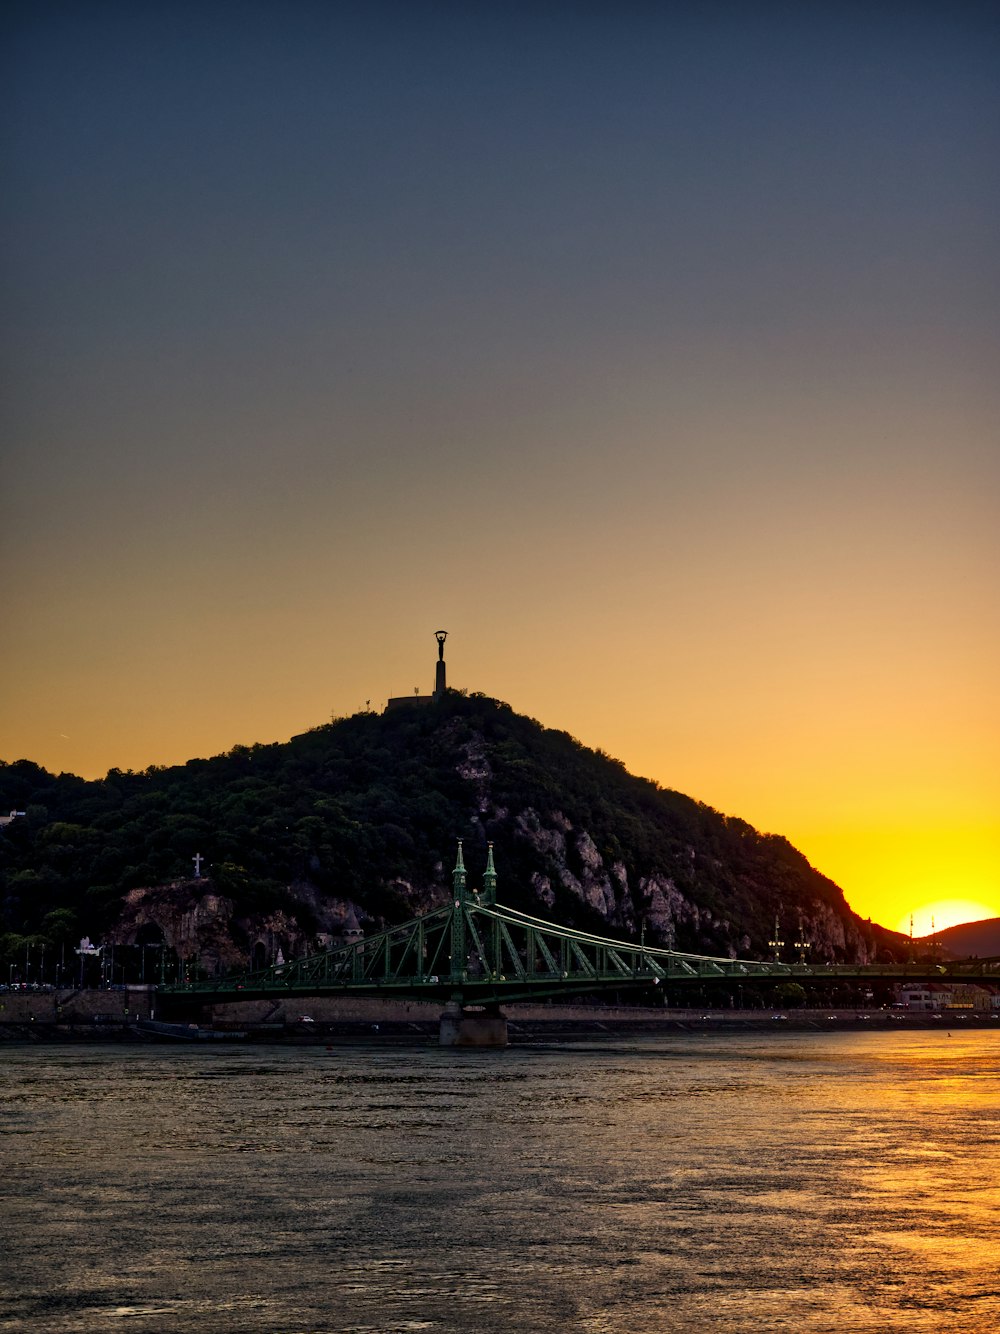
[160,886,999,1007]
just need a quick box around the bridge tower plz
[440,838,508,1048]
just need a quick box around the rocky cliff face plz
[2,694,901,970]
[108,878,367,973]
[107,760,882,970]
[501,803,877,964]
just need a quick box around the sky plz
[2,1,998,937]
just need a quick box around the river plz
[1,1030,998,1332]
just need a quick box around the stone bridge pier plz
[438,998,508,1048]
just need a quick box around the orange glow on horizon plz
[895,902,998,938]
[1,629,997,938]
[779,824,1000,938]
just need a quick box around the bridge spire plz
[482,842,497,904]
[450,839,467,988]
[452,839,467,901]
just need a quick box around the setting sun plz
[899,901,999,937]
[789,822,1000,937]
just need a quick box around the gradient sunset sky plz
[2,2,998,935]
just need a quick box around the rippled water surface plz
[2,1031,999,1332]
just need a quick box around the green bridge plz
[161,843,1000,1045]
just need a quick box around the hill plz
[923,918,1000,960]
[0,693,905,977]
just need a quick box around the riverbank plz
[1,987,998,1042]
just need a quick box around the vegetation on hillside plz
[0,693,904,974]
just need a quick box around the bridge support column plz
[439,999,508,1048]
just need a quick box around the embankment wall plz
[1,988,997,1039]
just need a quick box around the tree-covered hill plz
[0,693,904,974]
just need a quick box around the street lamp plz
[141,942,163,984]
[768,914,785,963]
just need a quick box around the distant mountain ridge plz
[0,693,906,970]
[921,918,1000,960]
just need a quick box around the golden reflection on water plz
[1,1030,999,1333]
